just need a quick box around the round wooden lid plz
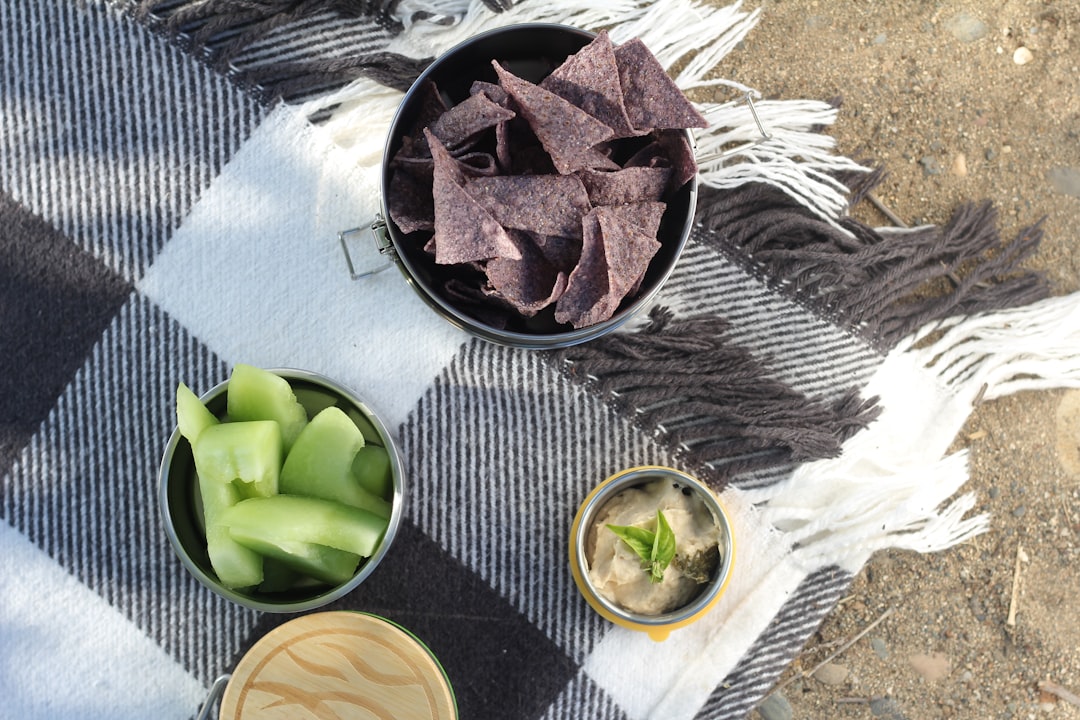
[219,611,456,720]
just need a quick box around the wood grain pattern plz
[219,612,456,720]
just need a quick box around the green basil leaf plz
[606,524,655,564]
[650,510,677,583]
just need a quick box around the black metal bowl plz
[380,23,697,349]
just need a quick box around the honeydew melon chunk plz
[291,387,338,418]
[258,558,303,593]
[352,445,393,499]
[281,407,391,518]
[198,474,263,589]
[231,533,361,586]
[222,494,388,558]
[226,364,308,451]
[176,382,219,444]
[193,420,282,498]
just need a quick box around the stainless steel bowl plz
[158,368,405,612]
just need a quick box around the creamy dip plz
[586,478,722,616]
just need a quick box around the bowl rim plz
[569,465,735,641]
[158,367,405,613]
[379,22,698,349]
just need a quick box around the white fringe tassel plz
[758,291,1080,572]
[386,0,650,59]
[902,292,1080,401]
[695,98,872,228]
[302,79,412,167]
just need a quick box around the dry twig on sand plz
[771,607,895,697]
[1006,542,1027,627]
[1038,680,1080,708]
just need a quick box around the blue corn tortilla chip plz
[464,174,592,239]
[470,80,510,106]
[622,133,697,193]
[596,204,662,300]
[530,232,582,274]
[387,162,434,234]
[614,38,708,131]
[388,151,499,234]
[554,205,662,328]
[553,211,612,328]
[599,201,666,299]
[577,166,672,206]
[612,200,667,237]
[654,130,699,190]
[426,129,520,265]
[484,230,569,317]
[428,91,516,151]
[492,60,616,175]
[540,30,638,139]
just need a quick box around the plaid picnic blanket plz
[3,1,1079,718]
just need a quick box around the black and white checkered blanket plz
[3,1,1079,719]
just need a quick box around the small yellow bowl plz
[569,466,735,641]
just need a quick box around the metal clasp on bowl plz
[339,215,397,280]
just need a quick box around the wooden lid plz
[219,611,456,720]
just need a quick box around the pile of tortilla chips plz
[388,30,705,331]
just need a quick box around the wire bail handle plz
[696,91,772,164]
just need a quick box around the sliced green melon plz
[352,445,393,499]
[222,494,388,558]
[281,406,391,518]
[231,534,361,586]
[258,557,303,593]
[176,382,219,444]
[226,364,307,451]
[198,473,263,589]
[193,420,282,497]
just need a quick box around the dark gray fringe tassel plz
[133,0,435,100]
[549,307,880,488]
[696,183,1049,351]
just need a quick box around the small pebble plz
[756,691,793,720]
[812,662,849,686]
[920,156,943,175]
[908,652,951,681]
[945,12,989,42]
[1013,505,1027,518]
[1014,46,1034,65]
[1048,166,1080,197]
[951,153,968,176]
[870,696,909,719]
[871,636,890,659]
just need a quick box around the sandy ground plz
[705,2,1080,718]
